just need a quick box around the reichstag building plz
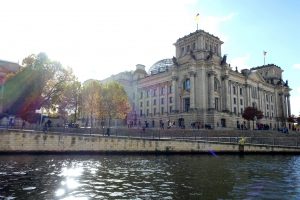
[103,30,291,129]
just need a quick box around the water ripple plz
[0,155,300,199]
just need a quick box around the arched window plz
[214,78,220,92]
[192,43,196,50]
[187,45,190,53]
[183,79,190,91]
[181,47,184,56]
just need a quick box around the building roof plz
[148,58,174,75]
[175,29,222,43]
[250,64,282,70]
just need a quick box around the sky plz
[1,0,300,116]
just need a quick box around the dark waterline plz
[0,154,300,199]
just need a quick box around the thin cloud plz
[293,64,300,69]
[201,13,237,42]
[291,90,300,116]
[228,54,251,71]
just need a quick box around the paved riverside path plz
[51,127,300,147]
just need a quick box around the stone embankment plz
[1,129,300,154]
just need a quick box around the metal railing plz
[2,125,300,148]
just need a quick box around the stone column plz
[244,84,249,107]
[208,71,215,109]
[172,74,178,112]
[287,94,291,117]
[237,84,240,115]
[257,87,261,110]
[189,70,196,109]
[223,75,229,111]
[281,94,286,118]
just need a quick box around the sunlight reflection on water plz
[1,155,300,199]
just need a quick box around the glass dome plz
[148,59,174,75]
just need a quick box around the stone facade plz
[1,130,300,153]
[103,30,291,129]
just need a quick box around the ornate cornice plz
[171,75,178,81]
[207,70,216,76]
[189,71,197,77]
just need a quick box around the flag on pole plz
[195,13,200,30]
[195,13,200,23]
[263,51,267,65]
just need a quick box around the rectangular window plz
[153,99,156,105]
[153,89,157,97]
[146,90,149,98]
[266,94,269,102]
[161,107,164,114]
[271,105,273,110]
[169,97,173,103]
[153,108,156,115]
[169,85,172,94]
[146,109,149,116]
[146,101,149,107]
[240,88,243,95]
[140,109,143,116]
[234,98,236,104]
[215,97,219,110]
[240,99,243,105]
[271,95,273,102]
[169,106,173,113]
[184,98,190,112]
[161,98,164,105]
[233,86,236,95]
[241,108,244,114]
[234,107,237,114]
[251,87,258,99]
[140,102,143,107]
[161,87,165,95]
[267,104,269,109]
[140,91,143,99]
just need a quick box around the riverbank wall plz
[1,130,300,154]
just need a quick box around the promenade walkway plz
[2,126,300,149]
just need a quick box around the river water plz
[0,154,300,200]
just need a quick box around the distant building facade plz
[103,30,291,129]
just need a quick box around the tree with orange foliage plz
[101,82,130,127]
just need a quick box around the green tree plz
[3,53,79,122]
[3,64,43,122]
[101,82,130,127]
[56,76,81,122]
[81,79,102,128]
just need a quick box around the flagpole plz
[263,51,267,65]
[195,13,200,31]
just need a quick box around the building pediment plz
[248,71,266,83]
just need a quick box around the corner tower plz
[174,30,223,64]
